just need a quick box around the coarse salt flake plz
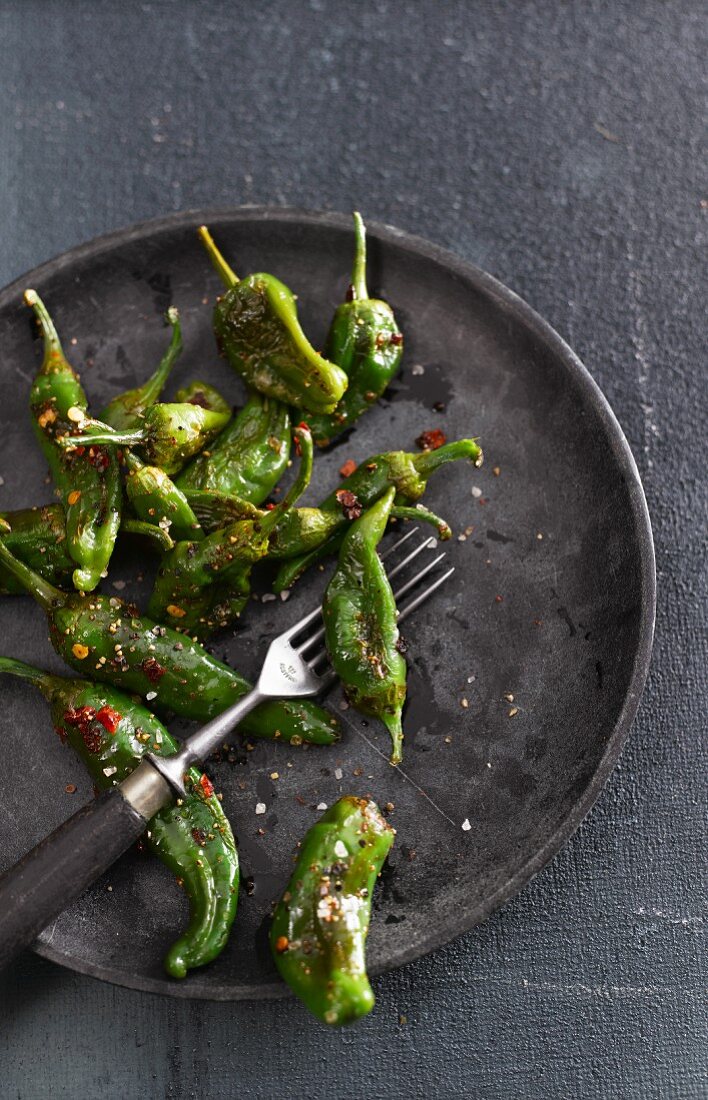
[334,767,343,780]
[461,818,471,832]
[103,766,118,777]
[146,691,157,701]
[471,486,482,498]
[255,802,266,815]
[334,840,348,858]
[411,363,425,376]
[316,802,328,811]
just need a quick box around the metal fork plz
[147,528,454,798]
[0,531,454,972]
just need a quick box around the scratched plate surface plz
[0,209,654,999]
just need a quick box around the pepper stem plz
[391,504,452,541]
[0,656,59,699]
[262,426,314,537]
[139,307,183,408]
[413,438,483,480]
[198,226,239,288]
[383,712,403,767]
[24,289,65,358]
[0,521,65,610]
[350,212,368,301]
[120,518,175,553]
[60,418,144,450]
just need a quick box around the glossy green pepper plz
[323,488,406,763]
[176,391,291,505]
[199,225,348,415]
[123,451,205,542]
[0,521,339,745]
[60,401,231,477]
[100,307,182,430]
[26,289,122,592]
[271,796,394,1025]
[0,506,172,594]
[273,437,481,591]
[174,379,231,417]
[150,426,313,639]
[307,213,403,446]
[0,656,238,978]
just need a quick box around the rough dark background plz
[0,1,705,1098]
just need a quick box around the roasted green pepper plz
[176,391,291,505]
[100,307,182,430]
[273,437,481,591]
[0,521,339,744]
[0,656,238,978]
[307,213,403,446]
[323,488,406,763]
[271,796,394,1025]
[26,289,122,592]
[199,225,348,415]
[123,451,205,542]
[61,401,231,477]
[149,426,313,638]
[0,506,172,594]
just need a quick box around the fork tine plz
[385,535,436,580]
[392,550,447,602]
[398,566,455,623]
[380,526,419,560]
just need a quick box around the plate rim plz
[0,205,656,1000]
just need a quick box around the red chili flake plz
[390,332,403,346]
[65,784,77,795]
[416,428,447,452]
[191,827,208,845]
[73,446,86,457]
[64,705,96,731]
[54,725,67,744]
[95,705,122,734]
[339,458,357,479]
[199,774,215,798]
[141,656,166,683]
[265,503,276,511]
[88,446,110,470]
[293,423,310,456]
[335,488,362,521]
[495,594,504,603]
[81,725,103,754]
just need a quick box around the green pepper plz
[323,488,406,764]
[26,289,122,592]
[198,226,348,415]
[149,426,313,638]
[0,506,172,594]
[174,379,231,417]
[0,656,238,978]
[273,437,481,591]
[60,401,231,477]
[123,451,205,542]
[271,796,394,1025]
[100,308,182,431]
[176,391,291,505]
[307,213,403,446]
[0,521,339,745]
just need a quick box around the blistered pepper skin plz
[61,402,232,477]
[150,426,313,639]
[0,657,238,978]
[273,437,480,591]
[26,290,122,592]
[323,488,406,764]
[198,226,348,415]
[307,213,403,446]
[176,391,291,505]
[0,523,339,745]
[271,796,394,1025]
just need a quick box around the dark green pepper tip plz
[198,225,239,288]
[414,437,483,475]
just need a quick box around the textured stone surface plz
[0,2,705,1098]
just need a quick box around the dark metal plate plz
[0,208,655,999]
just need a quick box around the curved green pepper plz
[0,506,172,594]
[101,307,182,430]
[0,656,238,978]
[124,451,205,542]
[0,521,339,744]
[273,437,480,591]
[198,226,348,415]
[307,213,403,446]
[174,379,231,417]
[26,289,122,592]
[271,796,394,1025]
[61,401,231,477]
[176,391,291,505]
[323,488,406,763]
[150,426,313,638]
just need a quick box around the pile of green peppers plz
[0,212,482,1020]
